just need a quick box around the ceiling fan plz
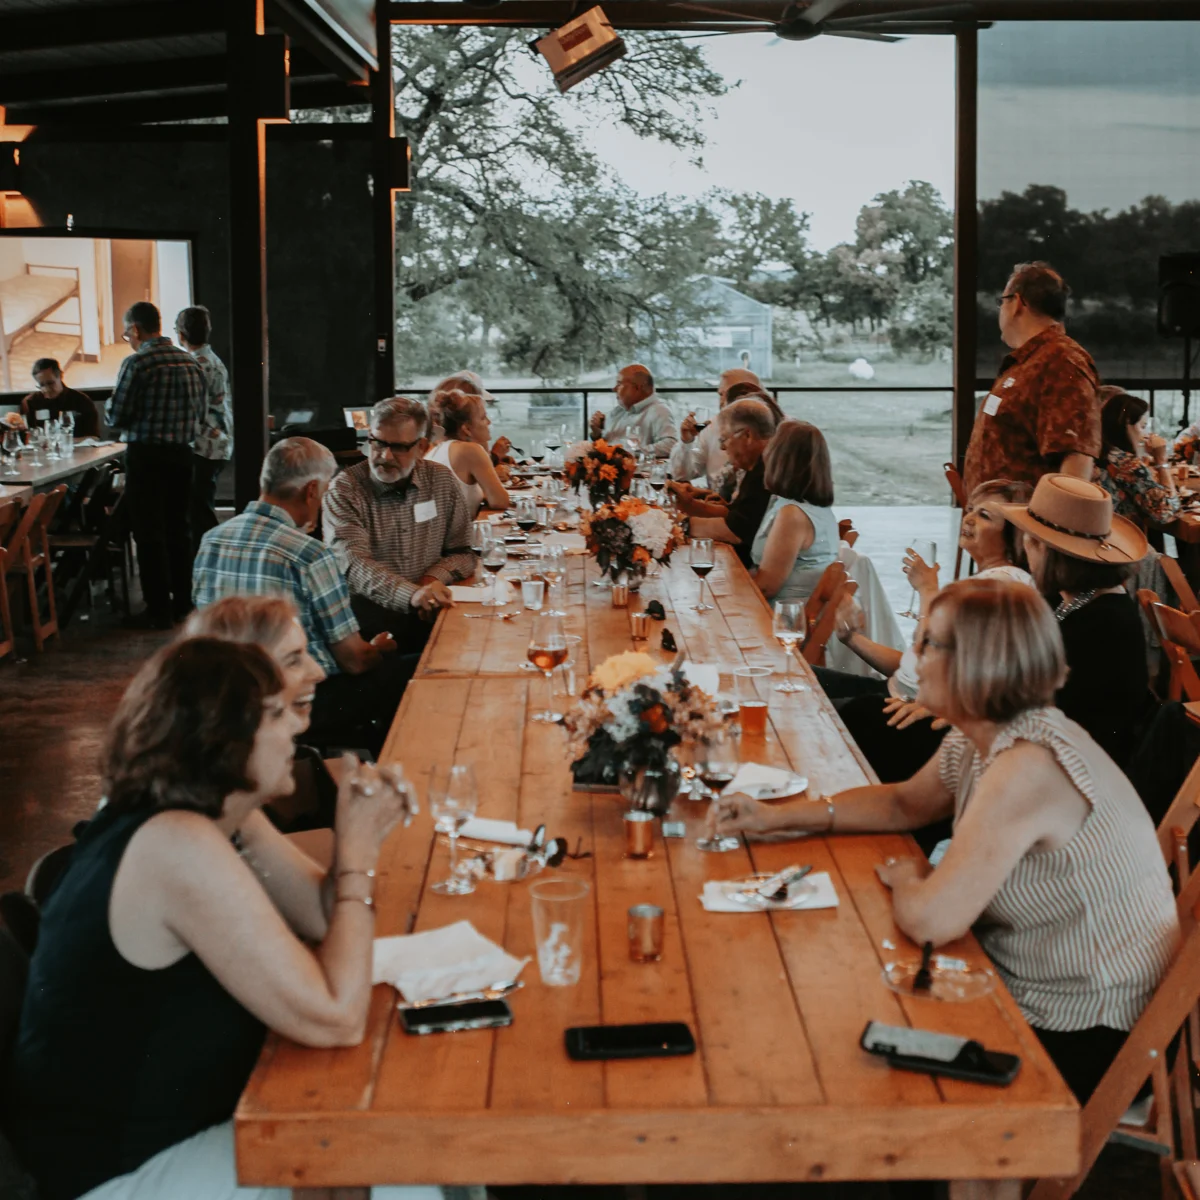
[663,0,977,43]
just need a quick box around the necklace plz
[1054,589,1100,622]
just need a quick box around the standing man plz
[322,397,475,654]
[107,300,206,629]
[175,305,232,551]
[963,261,1101,494]
[20,358,100,437]
[588,363,677,458]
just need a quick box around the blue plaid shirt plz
[193,501,360,676]
[106,336,206,445]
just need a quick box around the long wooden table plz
[8,442,125,487]
[236,546,1080,1198]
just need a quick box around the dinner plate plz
[739,774,808,801]
[720,874,818,911]
[882,958,996,1002]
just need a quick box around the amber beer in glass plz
[734,667,771,736]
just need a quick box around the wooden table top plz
[0,482,32,506]
[7,442,125,486]
[236,546,1079,1195]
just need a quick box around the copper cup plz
[628,904,664,962]
[630,611,650,640]
[612,583,629,608]
[623,810,655,858]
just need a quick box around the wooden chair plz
[50,466,127,624]
[802,561,859,667]
[1150,600,1200,703]
[1162,553,1200,614]
[10,485,66,650]
[943,461,968,581]
[837,517,859,548]
[0,498,21,663]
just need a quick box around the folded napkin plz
[373,919,529,1004]
[543,532,587,553]
[74,437,117,447]
[450,580,516,603]
[700,872,838,913]
[458,817,532,846]
[721,763,807,800]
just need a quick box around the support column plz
[371,4,396,402]
[227,0,270,508]
[952,25,979,473]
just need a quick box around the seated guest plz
[425,388,510,514]
[750,419,838,607]
[1094,387,1179,528]
[192,437,411,754]
[710,577,1180,1103]
[668,399,773,568]
[427,371,511,467]
[588,364,677,457]
[672,367,768,488]
[3,638,443,1200]
[323,397,474,653]
[20,357,100,437]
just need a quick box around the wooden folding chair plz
[802,561,858,668]
[1151,601,1200,703]
[837,518,859,548]
[943,461,968,581]
[9,485,65,651]
[0,547,13,663]
[802,560,847,635]
[1162,554,1200,614]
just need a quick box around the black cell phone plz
[860,1020,1021,1087]
[565,1022,696,1061]
[399,999,513,1036]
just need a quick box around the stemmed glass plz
[2,429,20,477]
[773,602,809,694]
[28,427,46,467]
[530,438,546,470]
[625,434,641,459]
[60,410,75,454]
[527,613,568,723]
[695,728,741,853]
[514,496,538,534]
[649,462,668,497]
[690,539,715,612]
[430,764,479,896]
[544,426,562,453]
[898,540,937,620]
[542,544,568,617]
[45,419,63,461]
[481,536,509,610]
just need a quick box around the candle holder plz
[611,583,629,608]
[630,611,650,640]
[623,810,656,858]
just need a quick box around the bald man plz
[671,367,766,487]
[589,363,677,458]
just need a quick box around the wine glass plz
[28,427,46,467]
[60,409,75,453]
[541,544,568,617]
[514,496,538,534]
[695,728,741,853]
[481,537,509,610]
[694,405,713,433]
[528,613,568,722]
[773,602,809,694]
[430,764,479,895]
[690,539,715,612]
[898,540,937,620]
[46,419,63,461]
[2,429,20,476]
[530,438,546,468]
[625,434,641,459]
[544,426,562,453]
[649,462,668,497]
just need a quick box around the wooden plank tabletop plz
[0,482,32,506]
[7,442,125,486]
[236,545,1079,1196]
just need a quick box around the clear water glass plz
[773,602,808,694]
[429,764,480,896]
[2,430,20,476]
[899,540,937,620]
[530,878,590,986]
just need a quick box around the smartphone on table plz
[565,1022,696,1061]
[399,999,513,1036]
[860,1020,1020,1086]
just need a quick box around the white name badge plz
[413,499,438,524]
[1003,376,1017,389]
[36,409,50,420]
[983,393,1003,417]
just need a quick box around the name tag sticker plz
[36,409,50,420]
[983,393,1003,417]
[1003,377,1017,389]
[414,499,438,524]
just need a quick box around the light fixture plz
[534,6,626,95]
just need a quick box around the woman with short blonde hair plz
[710,575,1179,1103]
[424,388,510,515]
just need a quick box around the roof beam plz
[0,1,228,54]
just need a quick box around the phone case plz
[860,1021,1020,1087]
[400,1001,513,1036]
[565,1022,696,1061]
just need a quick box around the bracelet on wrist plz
[336,893,375,910]
[337,868,377,881]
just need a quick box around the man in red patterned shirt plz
[963,261,1101,494]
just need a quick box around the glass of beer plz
[733,666,771,737]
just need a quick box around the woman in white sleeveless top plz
[424,389,509,516]
[709,577,1179,1102]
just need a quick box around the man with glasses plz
[20,357,100,437]
[107,300,207,629]
[588,363,677,458]
[963,260,1100,493]
[322,396,474,653]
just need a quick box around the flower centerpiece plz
[579,496,686,584]
[1177,433,1199,467]
[1,412,27,432]
[563,438,637,508]
[565,651,723,814]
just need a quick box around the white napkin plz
[679,662,720,697]
[372,919,529,1004]
[450,580,516,603]
[73,437,117,447]
[543,532,587,553]
[700,872,838,913]
[721,763,807,800]
[458,817,532,846]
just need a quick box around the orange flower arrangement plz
[580,498,686,582]
[564,438,637,507]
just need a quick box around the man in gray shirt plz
[323,396,474,652]
[588,363,678,458]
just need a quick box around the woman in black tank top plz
[4,637,417,1200]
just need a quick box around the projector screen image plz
[0,234,193,393]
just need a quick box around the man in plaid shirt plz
[107,301,207,628]
[193,437,414,753]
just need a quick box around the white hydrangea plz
[626,507,675,558]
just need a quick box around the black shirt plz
[20,386,101,438]
[724,457,770,568]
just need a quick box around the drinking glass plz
[649,462,668,497]
[553,633,583,698]
[899,540,937,620]
[542,544,568,617]
[481,538,509,609]
[694,405,713,433]
[521,578,545,612]
[514,495,538,534]
[430,763,479,895]
[530,878,590,986]
[528,613,568,722]
[625,434,641,459]
[60,409,74,454]
[695,728,741,853]
[733,666,771,735]
[530,438,546,468]
[2,429,20,476]
[28,427,46,467]
[544,425,562,452]
[690,539,715,612]
[773,602,809,694]
[45,420,63,461]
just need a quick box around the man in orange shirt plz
[963,261,1101,494]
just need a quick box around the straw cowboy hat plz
[1000,474,1148,564]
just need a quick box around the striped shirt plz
[190,344,233,462]
[107,337,206,446]
[322,458,475,613]
[940,707,1179,1032]
[192,501,359,676]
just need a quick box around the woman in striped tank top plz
[709,576,1179,1102]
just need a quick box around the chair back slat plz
[943,461,967,507]
[1157,755,1200,869]
[803,578,858,667]
[2,493,45,563]
[0,498,20,545]
[1150,601,1200,702]
[1162,554,1199,614]
[803,560,847,632]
